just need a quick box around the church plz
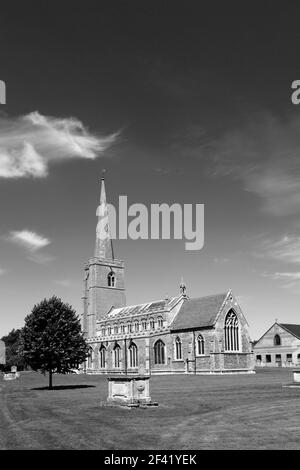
[81,178,254,375]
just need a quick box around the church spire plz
[95,173,114,259]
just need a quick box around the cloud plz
[8,230,53,264]
[9,230,50,251]
[0,111,118,178]
[262,270,300,291]
[258,235,300,264]
[204,112,300,216]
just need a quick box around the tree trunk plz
[49,369,53,389]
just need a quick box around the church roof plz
[104,296,181,320]
[170,292,228,331]
[279,324,300,340]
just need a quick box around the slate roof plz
[280,324,300,340]
[170,292,228,331]
[104,296,180,320]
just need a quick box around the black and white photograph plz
[1,0,300,455]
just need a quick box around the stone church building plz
[81,178,254,375]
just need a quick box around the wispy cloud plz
[8,230,53,264]
[0,111,118,178]
[257,235,300,264]
[9,230,50,251]
[200,112,300,216]
[262,270,300,291]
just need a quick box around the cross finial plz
[180,276,186,296]
[101,168,106,180]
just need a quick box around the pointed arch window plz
[142,320,147,331]
[154,339,165,364]
[113,343,121,368]
[120,323,125,334]
[114,324,118,334]
[274,334,281,346]
[158,317,163,328]
[224,310,239,352]
[99,345,106,368]
[197,334,205,355]
[108,271,115,287]
[87,347,94,369]
[175,337,182,360]
[129,342,138,367]
[135,321,139,332]
[150,318,155,330]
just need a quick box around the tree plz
[20,296,89,389]
[1,328,26,372]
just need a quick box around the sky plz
[1,1,300,339]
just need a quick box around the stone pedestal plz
[293,370,300,383]
[107,375,156,407]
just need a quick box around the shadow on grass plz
[31,384,96,391]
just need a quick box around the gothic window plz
[142,320,147,330]
[135,321,139,332]
[224,310,239,352]
[197,334,205,355]
[127,323,133,333]
[158,317,163,328]
[150,318,155,330]
[274,334,281,346]
[154,339,165,364]
[175,337,182,360]
[99,345,106,368]
[113,343,121,368]
[108,271,115,287]
[129,342,138,367]
[101,327,106,336]
[114,324,118,334]
[107,325,112,335]
[87,347,94,368]
[120,323,125,334]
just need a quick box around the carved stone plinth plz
[106,375,157,407]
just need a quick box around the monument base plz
[105,375,158,408]
[282,369,300,388]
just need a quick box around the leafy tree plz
[20,296,89,389]
[1,328,26,372]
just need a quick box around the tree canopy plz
[20,296,89,388]
[1,328,25,371]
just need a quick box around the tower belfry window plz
[108,271,115,287]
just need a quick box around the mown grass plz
[0,368,299,449]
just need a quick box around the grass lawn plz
[0,368,300,450]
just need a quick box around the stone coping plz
[107,375,150,381]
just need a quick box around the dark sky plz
[1,1,300,338]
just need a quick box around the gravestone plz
[3,373,17,381]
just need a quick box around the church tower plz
[82,176,126,339]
